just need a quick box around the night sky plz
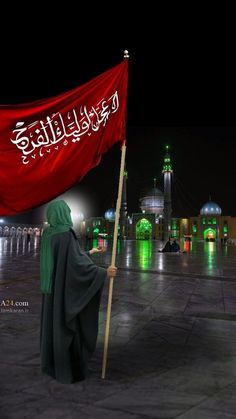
[1,10,236,223]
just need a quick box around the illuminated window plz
[172,220,177,229]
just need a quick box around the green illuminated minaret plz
[162,145,173,240]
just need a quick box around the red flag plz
[0,60,128,215]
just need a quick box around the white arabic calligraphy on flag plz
[0,59,128,215]
[11,91,119,165]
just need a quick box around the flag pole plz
[101,50,129,379]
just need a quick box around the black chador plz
[40,200,107,384]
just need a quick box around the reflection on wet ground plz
[1,236,236,282]
[2,237,236,417]
[84,237,236,279]
[0,236,40,282]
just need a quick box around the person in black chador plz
[159,237,172,252]
[171,239,180,253]
[40,199,117,384]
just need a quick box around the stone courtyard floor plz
[1,237,236,418]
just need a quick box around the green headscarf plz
[40,199,73,294]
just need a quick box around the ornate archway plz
[136,218,152,240]
[204,228,216,241]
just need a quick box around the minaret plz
[120,167,128,239]
[162,145,173,241]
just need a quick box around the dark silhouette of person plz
[171,239,180,252]
[159,238,172,252]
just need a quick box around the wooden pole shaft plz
[101,142,127,379]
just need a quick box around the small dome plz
[200,201,222,215]
[105,208,116,221]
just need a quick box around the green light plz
[202,218,206,225]
[117,239,121,254]
[172,221,177,229]
[223,225,228,233]
[163,164,172,172]
[137,240,152,269]
[203,228,216,240]
[162,145,172,173]
[136,218,152,240]
[93,227,100,237]
[92,238,99,248]
[204,241,215,273]
[193,225,197,233]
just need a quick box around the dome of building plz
[105,208,116,221]
[139,187,164,216]
[200,201,222,215]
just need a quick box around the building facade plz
[3,147,235,243]
[0,221,42,237]
[81,145,236,242]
